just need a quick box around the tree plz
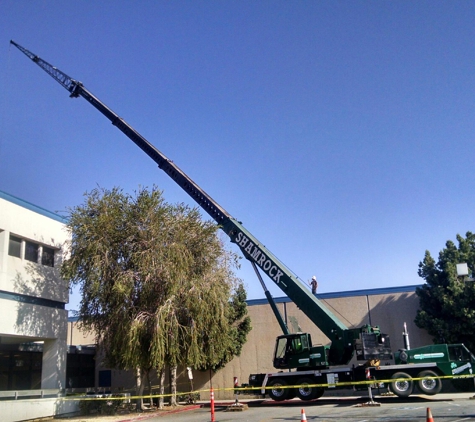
[61,186,251,407]
[415,231,475,352]
[198,282,251,371]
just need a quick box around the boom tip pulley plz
[10,40,81,96]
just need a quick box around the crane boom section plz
[11,40,349,353]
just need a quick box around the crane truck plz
[11,40,475,401]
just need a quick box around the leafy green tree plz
[61,187,251,407]
[416,231,475,352]
[200,282,252,371]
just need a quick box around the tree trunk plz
[146,369,153,407]
[135,367,145,411]
[169,365,177,406]
[158,367,165,409]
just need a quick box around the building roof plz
[0,190,67,223]
[246,284,422,306]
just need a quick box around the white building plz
[0,190,69,391]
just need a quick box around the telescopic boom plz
[11,40,362,364]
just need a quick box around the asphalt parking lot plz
[153,393,475,421]
[56,392,475,422]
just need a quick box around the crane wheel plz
[389,372,414,397]
[417,370,442,395]
[267,378,291,401]
[296,377,324,401]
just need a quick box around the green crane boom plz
[10,40,385,365]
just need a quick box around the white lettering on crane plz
[250,248,261,261]
[274,269,284,283]
[239,234,249,248]
[244,241,254,254]
[257,253,267,267]
[234,231,284,285]
[452,363,472,375]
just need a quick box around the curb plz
[200,400,264,408]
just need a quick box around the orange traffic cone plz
[427,407,434,422]
[301,408,307,422]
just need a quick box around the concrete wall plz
[2,395,78,422]
[67,319,96,347]
[368,291,431,350]
[194,288,432,399]
[71,286,431,400]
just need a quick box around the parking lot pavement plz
[145,393,475,422]
[51,393,475,422]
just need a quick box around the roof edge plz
[246,284,422,306]
[0,190,68,223]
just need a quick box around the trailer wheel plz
[389,372,414,397]
[417,370,442,395]
[268,378,290,401]
[296,377,324,401]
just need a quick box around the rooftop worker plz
[309,276,318,295]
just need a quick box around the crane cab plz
[273,333,330,369]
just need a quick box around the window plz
[41,247,55,267]
[8,235,21,258]
[7,234,56,267]
[449,345,472,362]
[25,241,38,263]
[98,370,111,388]
[274,337,287,359]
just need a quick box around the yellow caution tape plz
[60,373,475,401]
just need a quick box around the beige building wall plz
[201,288,432,399]
[70,285,432,399]
[368,291,432,350]
[67,319,96,347]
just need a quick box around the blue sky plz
[1,1,474,311]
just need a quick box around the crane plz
[10,40,391,367]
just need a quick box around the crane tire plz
[295,377,324,401]
[417,370,442,395]
[268,378,291,401]
[389,372,414,397]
